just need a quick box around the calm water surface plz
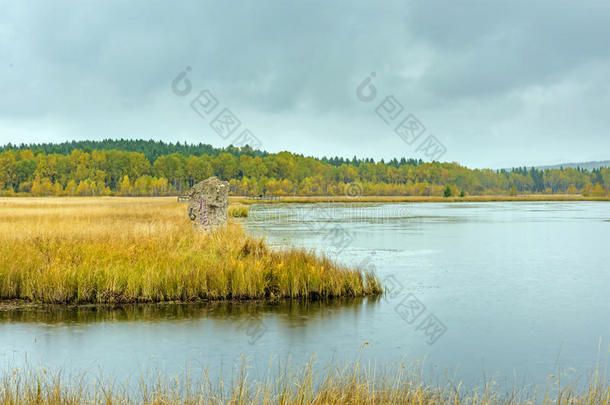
[1,202,608,388]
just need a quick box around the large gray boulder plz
[187,176,229,230]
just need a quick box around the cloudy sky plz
[1,1,609,168]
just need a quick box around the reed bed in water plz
[0,359,607,404]
[228,203,249,217]
[0,197,380,304]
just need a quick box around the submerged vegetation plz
[0,359,607,404]
[0,198,379,304]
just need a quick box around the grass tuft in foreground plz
[0,359,607,404]
[0,198,380,304]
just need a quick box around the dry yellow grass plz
[0,197,380,304]
[0,358,607,404]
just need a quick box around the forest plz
[0,139,608,197]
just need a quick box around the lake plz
[1,202,608,389]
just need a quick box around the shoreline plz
[233,194,610,204]
[2,194,609,204]
[0,295,375,312]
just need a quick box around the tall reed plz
[0,358,607,404]
[0,198,380,304]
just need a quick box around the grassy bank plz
[0,198,380,304]
[0,360,607,404]
[233,194,610,204]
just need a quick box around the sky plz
[1,0,609,169]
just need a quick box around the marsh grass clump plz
[0,197,379,304]
[228,203,249,218]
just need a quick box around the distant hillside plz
[536,160,610,171]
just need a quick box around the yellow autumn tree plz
[566,184,578,194]
[76,180,91,196]
[52,182,63,196]
[65,180,77,196]
[120,175,132,196]
[592,183,606,197]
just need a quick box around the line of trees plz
[0,141,608,197]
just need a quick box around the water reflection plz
[0,297,380,326]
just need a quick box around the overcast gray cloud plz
[1,0,609,168]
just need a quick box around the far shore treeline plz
[0,139,608,197]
